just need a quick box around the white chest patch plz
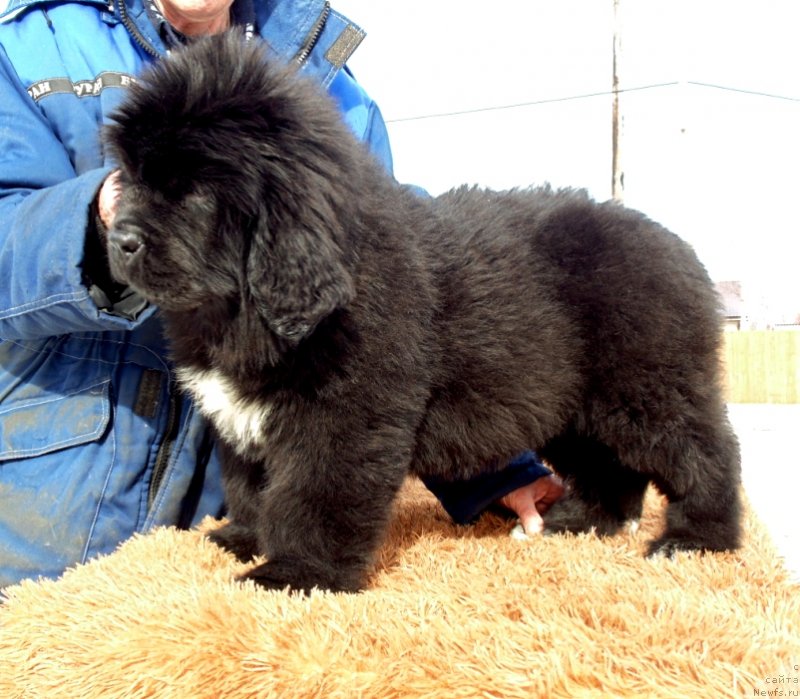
[176,367,271,453]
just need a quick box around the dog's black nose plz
[108,226,144,256]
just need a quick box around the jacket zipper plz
[114,0,330,65]
[115,0,160,58]
[148,385,180,511]
[293,0,330,65]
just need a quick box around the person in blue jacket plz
[0,0,564,588]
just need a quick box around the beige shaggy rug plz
[1,478,798,698]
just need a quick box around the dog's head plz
[104,32,359,342]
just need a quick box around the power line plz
[385,80,799,124]
[384,82,680,124]
[685,81,800,102]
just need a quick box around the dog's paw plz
[238,557,364,595]
[206,522,259,562]
[543,494,624,537]
[646,530,736,558]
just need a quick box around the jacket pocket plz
[0,379,111,461]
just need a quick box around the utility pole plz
[611,0,624,202]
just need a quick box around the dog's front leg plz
[239,411,413,593]
[206,441,268,562]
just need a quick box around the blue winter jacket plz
[0,0,549,587]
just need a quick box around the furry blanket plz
[1,479,797,698]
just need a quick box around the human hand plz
[98,170,122,230]
[498,474,565,536]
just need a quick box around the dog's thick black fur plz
[105,33,741,593]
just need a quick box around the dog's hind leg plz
[589,397,742,555]
[539,430,651,537]
[643,415,742,556]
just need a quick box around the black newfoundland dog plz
[105,32,741,593]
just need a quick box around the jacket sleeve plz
[0,47,151,341]
[327,66,393,173]
[333,68,553,521]
[421,452,553,525]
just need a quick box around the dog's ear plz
[246,206,355,343]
